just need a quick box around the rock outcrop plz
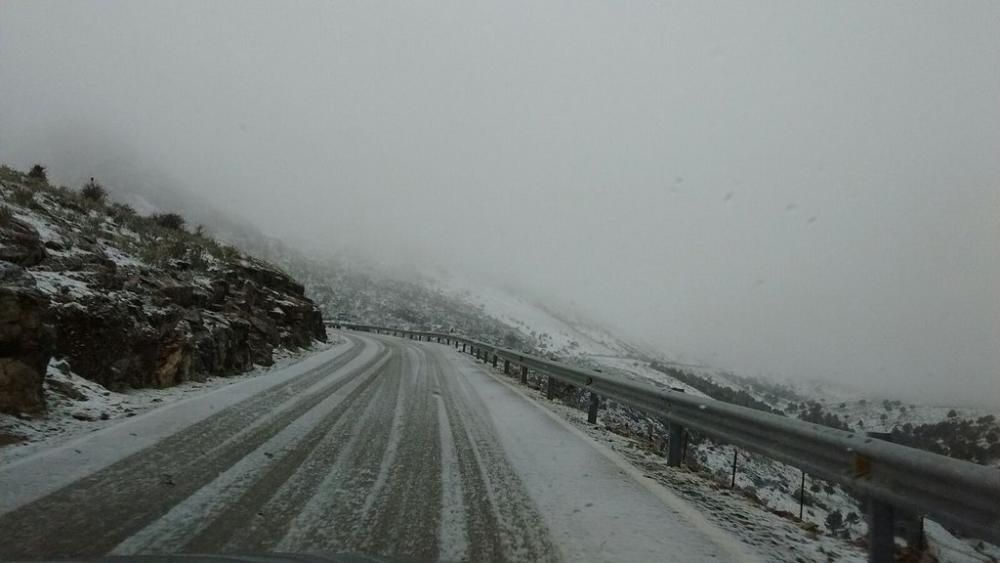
[0,263,54,414]
[47,260,326,391]
[0,215,47,267]
[0,167,326,412]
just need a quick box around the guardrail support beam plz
[546,376,556,400]
[492,354,498,368]
[520,365,528,384]
[503,359,510,374]
[587,392,600,424]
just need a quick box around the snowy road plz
[0,333,756,562]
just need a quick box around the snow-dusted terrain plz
[417,280,1000,562]
[0,332,765,562]
[432,276,640,358]
[0,336,339,463]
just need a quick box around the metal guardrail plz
[331,322,1000,562]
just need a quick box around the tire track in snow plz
[435,392,469,562]
[428,344,560,563]
[270,345,408,552]
[115,347,394,554]
[350,342,443,561]
[0,337,384,559]
[1,335,567,561]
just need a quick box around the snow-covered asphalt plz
[0,333,757,562]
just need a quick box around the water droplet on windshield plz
[723,192,734,202]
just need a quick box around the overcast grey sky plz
[2,1,998,405]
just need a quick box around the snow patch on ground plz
[101,244,146,268]
[29,270,95,298]
[0,336,341,463]
[443,283,632,357]
[925,520,1000,563]
[588,356,711,398]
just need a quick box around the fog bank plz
[2,1,998,406]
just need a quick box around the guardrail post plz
[520,365,528,384]
[667,421,684,466]
[503,359,510,374]
[492,354,498,368]
[462,343,467,353]
[666,388,686,466]
[587,392,600,423]
[869,499,894,563]
[546,376,556,400]
[865,431,907,563]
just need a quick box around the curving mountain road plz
[0,333,755,562]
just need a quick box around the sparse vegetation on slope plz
[0,164,326,416]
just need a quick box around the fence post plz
[503,359,510,374]
[799,471,806,520]
[546,376,556,400]
[587,392,600,424]
[520,365,528,384]
[731,449,738,488]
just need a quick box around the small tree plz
[28,164,47,182]
[152,212,186,231]
[825,509,843,535]
[81,178,107,202]
[110,203,138,223]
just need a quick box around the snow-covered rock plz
[0,165,326,419]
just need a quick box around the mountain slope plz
[0,165,326,420]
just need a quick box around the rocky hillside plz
[224,236,539,352]
[0,165,325,415]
